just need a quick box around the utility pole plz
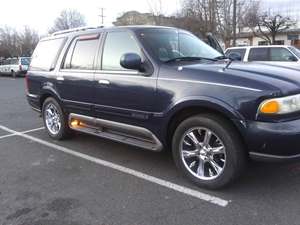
[98,8,105,25]
[232,0,237,47]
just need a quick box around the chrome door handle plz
[56,77,64,81]
[98,79,110,85]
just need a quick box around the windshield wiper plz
[214,55,228,60]
[164,56,217,63]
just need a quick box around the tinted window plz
[138,29,222,62]
[102,31,141,70]
[270,48,295,61]
[225,49,246,60]
[30,38,65,71]
[21,58,31,65]
[66,38,99,70]
[288,46,300,58]
[248,48,269,61]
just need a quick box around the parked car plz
[225,45,300,67]
[0,57,31,77]
[26,26,300,189]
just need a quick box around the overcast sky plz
[0,0,180,34]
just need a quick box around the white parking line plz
[0,124,230,207]
[0,127,44,139]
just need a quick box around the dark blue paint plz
[26,26,300,161]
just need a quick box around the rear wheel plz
[172,114,246,189]
[11,70,16,78]
[42,97,71,140]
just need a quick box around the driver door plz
[93,30,157,124]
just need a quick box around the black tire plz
[42,97,71,140]
[11,70,16,78]
[172,114,246,189]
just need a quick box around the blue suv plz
[26,26,300,189]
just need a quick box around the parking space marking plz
[0,127,44,140]
[0,124,229,207]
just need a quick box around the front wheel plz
[172,114,246,189]
[42,97,71,140]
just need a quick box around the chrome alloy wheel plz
[180,127,226,180]
[44,103,61,135]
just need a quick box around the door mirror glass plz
[228,52,242,61]
[120,53,142,70]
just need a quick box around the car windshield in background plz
[288,46,300,58]
[21,58,31,65]
[138,29,222,63]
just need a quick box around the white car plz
[225,45,300,67]
[0,57,31,77]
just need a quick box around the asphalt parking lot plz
[1,77,300,225]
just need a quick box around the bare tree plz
[147,0,165,25]
[19,26,39,56]
[0,26,20,57]
[49,9,87,34]
[254,13,295,45]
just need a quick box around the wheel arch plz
[164,97,247,149]
[39,86,63,110]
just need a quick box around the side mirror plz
[228,52,242,61]
[288,55,298,62]
[120,53,142,71]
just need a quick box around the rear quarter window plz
[30,37,66,71]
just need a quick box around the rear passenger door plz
[57,34,101,116]
[93,30,157,124]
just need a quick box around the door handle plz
[98,79,110,85]
[56,77,64,81]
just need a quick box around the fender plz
[158,96,247,145]
[165,96,245,121]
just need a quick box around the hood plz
[173,61,300,95]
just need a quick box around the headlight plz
[259,94,300,114]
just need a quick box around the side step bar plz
[68,113,163,151]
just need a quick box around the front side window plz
[138,29,222,62]
[102,31,141,70]
[248,48,269,61]
[270,48,296,61]
[64,37,99,70]
[288,46,300,58]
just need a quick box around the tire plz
[172,114,246,189]
[11,71,16,78]
[42,97,71,140]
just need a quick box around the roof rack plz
[51,26,104,36]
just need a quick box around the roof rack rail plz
[51,26,104,36]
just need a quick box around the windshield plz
[288,46,300,58]
[138,29,223,63]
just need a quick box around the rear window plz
[225,48,246,60]
[30,38,65,71]
[21,58,31,65]
[248,48,269,61]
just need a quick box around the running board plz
[68,113,163,151]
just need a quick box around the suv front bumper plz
[245,118,300,162]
